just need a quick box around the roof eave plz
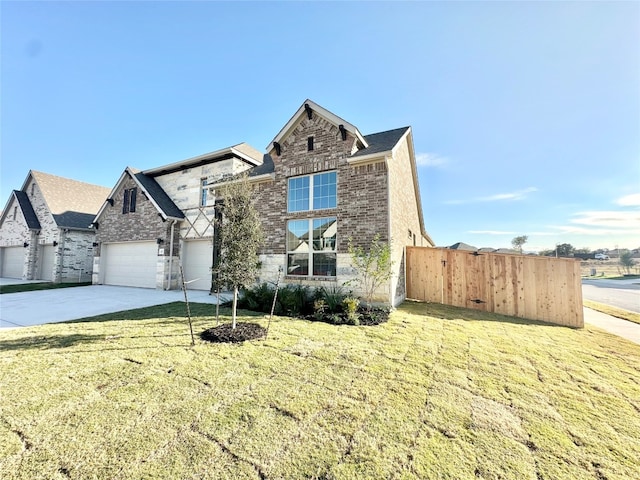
[143,145,262,177]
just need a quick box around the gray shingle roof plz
[133,172,185,219]
[350,127,410,158]
[13,190,41,230]
[248,154,275,177]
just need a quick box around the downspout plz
[166,219,177,290]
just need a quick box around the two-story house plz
[91,100,434,306]
[0,171,110,282]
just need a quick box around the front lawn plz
[0,282,91,294]
[1,302,639,479]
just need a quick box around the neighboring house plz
[0,171,110,282]
[92,100,434,306]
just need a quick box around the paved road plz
[582,278,640,313]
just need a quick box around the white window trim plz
[287,171,337,213]
[286,217,337,278]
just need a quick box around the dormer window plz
[122,187,137,214]
[307,136,314,151]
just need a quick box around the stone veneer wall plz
[248,113,390,301]
[56,230,96,283]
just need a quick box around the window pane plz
[288,177,309,212]
[313,253,336,276]
[287,220,309,252]
[313,172,336,210]
[287,253,309,276]
[313,217,337,251]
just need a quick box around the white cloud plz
[468,230,516,235]
[570,210,640,228]
[444,187,537,205]
[477,187,538,202]
[415,153,448,168]
[616,193,640,206]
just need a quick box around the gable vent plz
[304,103,313,119]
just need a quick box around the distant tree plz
[511,235,528,253]
[538,249,555,257]
[574,247,591,254]
[214,174,263,329]
[555,243,575,257]
[619,250,636,275]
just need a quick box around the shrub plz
[278,284,311,316]
[320,285,348,313]
[342,297,360,325]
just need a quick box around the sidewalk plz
[583,307,640,345]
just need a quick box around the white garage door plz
[103,242,157,288]
[38,245,55,281]
[182,239,213,291]
[1,246,24,278]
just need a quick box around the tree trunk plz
[231,286,238,329]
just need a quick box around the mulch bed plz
[200,322,267,343]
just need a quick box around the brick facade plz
[91,100,433,304]
[93,173,179,288]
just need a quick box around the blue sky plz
[2,1,638,252]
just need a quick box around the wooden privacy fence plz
[406,247,584,328]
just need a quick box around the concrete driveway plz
[0,284,232,329]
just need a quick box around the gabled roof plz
[143,142,263,177]
[2,190,42,230]
[8,171,111,230]
[1,171,109,231]
[94,168,185,223]
[449,242,478,251]
[267,99,369,151]
[350,127,410,159]
[131,171,185,219]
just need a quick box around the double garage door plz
[101,239,213,291]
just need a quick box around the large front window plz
[287,217,337,277]
[288,171,336,212]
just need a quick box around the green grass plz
[0,282,91,294]
[1,301,639,479]
[584,300,640,325]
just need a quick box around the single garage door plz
[38,245,55,281]
[1,246,24,278]
[182,239,213,291]
[103,241,157,288]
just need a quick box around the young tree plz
[619,250,636,275]
[347,234,393,308]
[214,174,263,329]
[511,235,528,253]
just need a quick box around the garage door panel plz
[38,245,55,281]
[183,239,213,291]
[104,242,157,288]
[1,246,24,278]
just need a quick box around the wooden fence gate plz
[406,247,583,328]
